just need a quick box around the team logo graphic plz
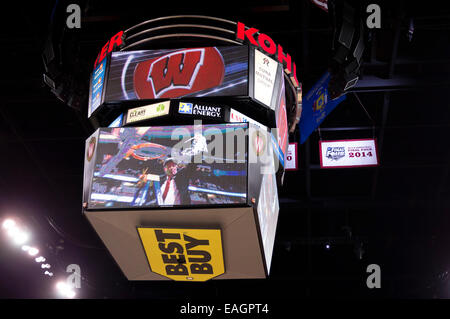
[178,102,193,114]
[134,47,225,99]
[326,147,345,161]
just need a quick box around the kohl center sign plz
[319,139,379,168]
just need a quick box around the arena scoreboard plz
[82,15,301,281]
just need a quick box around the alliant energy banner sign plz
[137,227,225,281]
[178,102,223,119]
[319,139,379,168]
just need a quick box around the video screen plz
[257,159,280,273]
[87,124,248,209]
[274,72,288,167]
[108,113,123,128]
[105,46,248,102]
[88,56,107,117]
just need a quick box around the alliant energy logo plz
[178,102,222,118]
[138,228,225,282]
[178,102,193,114]
[134,48,225,99]
[326,147,345,161]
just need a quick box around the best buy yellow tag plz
[137,227,225,281]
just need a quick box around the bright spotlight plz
[2,219,16,230]
[41,264,51,269]
[21,245,30,251]
[8,228,29,245]
[27,247,39,256]
[44,271,53,277]
[56,281,76,299]
[66,290,76,299]
[35,256,46,263]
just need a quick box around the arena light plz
[27,247,39,256]
[2,218,62,297]
[2,219,16,230]
[7,228,29,245]
[2,218,30,246]
[56,281,76,299]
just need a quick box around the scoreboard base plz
[84,206,267,281]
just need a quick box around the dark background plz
[0,0,449,299]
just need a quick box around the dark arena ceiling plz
[0,0,449,303]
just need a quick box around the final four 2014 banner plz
[299,72,346,144]
[319,139,379,168]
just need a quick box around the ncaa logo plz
[134,47,225,99]
[179,102,193,114]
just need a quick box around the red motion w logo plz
[134,47,225,99]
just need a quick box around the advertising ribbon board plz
[177,102,224,120]
[319,139,379,168]
[137,227,225,281]
[254,49,278,109]
[104,46,248,103]
[125,101,170,124]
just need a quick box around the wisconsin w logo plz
[134,47,225,99]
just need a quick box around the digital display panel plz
[104,46,248,103]
[253,49,278,109]
[256,144,279,274]
[125,101,170,124]
[108,114,124,128]
[274,70,288,167]
[228,108,266,130]
[88,56,107,117]
[87,124,248,209]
